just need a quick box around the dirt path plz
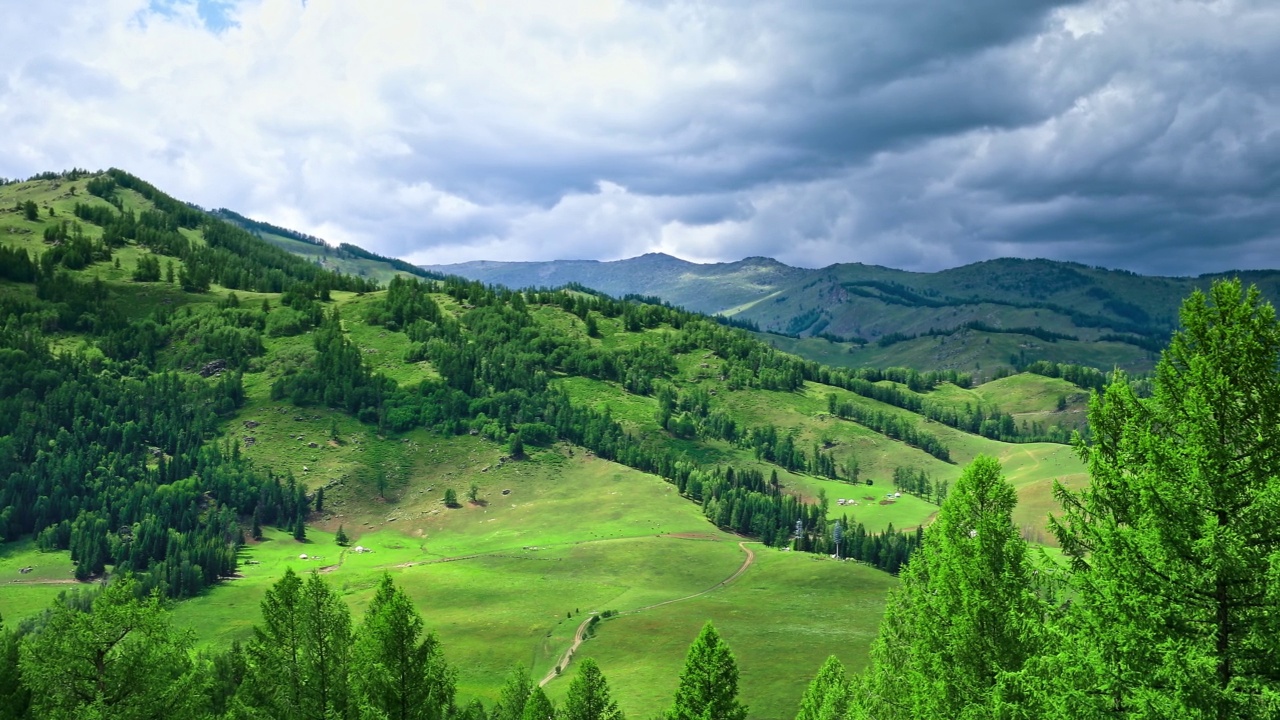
[6,578,79,585]
[538,541,757,687]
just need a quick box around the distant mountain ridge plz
[427,254,1280,375]
[425,253,807,314]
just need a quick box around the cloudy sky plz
[2,0,1278,274]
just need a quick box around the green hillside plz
[0,170,1092,716]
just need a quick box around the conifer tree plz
[354,573,456,720]
[240,568,306,716]
[335,524,349,546]
[665,622,748,720]
[521,686,556,720]
[494,666,534,720]
[298,571,355,719]
[794,655,849,720]
[851,455,1040,720]
[562,658,624,720]
[1036,280,1280,719]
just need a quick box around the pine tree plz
[494,666,533,720]
[240,568,306,716]
[521,686,556,720]
[665,622,748,720]
[795,655,849,720]
[251,505,263,540]
[444,488,459,508]
[562,658,624,720]
[1035,280,1280,719]
[852,455,1040,720]
[354,573,455,720]
[298,572,355,719]
[293,514,307,541]
[335,524,349,546]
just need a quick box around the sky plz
[1,0,1278,275]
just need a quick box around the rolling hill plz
[1,169,1094,717]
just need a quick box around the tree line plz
[791,279,1280,719]
[0,569,753,720]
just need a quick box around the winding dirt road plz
[538,540,757,687]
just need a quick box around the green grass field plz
[558,547,897,719]
[0,540,80,628]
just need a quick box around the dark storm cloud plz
[375,0,1083,204]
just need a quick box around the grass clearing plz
[558,547,897,720]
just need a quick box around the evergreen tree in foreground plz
[794,655,849,720]
[665,621,748,720]
[237,568,357,719]
[354,573,456,720]
[562,658,624,720]
[1025,279,1280,719]
[521,686,557,720]
[851,455,1041,720]
[493,666,534,720]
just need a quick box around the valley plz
[0,169,1193,718]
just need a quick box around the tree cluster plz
[797,280,1280,719]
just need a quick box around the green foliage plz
[0,616,31,720]
[1030,279,1280,718]
[521,686,556,720]
[335,525,349,546]
[563,658,625,720]
[443,488,460,508]
[794,656,848,720]
[132,253,162,282]
[18,576,205,719]
[21,200,37,221]
[239,569,357,718]
[853,456,1040,720]
[354,573,456,720]
[493,666,533,720]
[665,622,747,720]
[0,322,298,598]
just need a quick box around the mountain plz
[430,254,1280,376]
[424,252,808,314]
